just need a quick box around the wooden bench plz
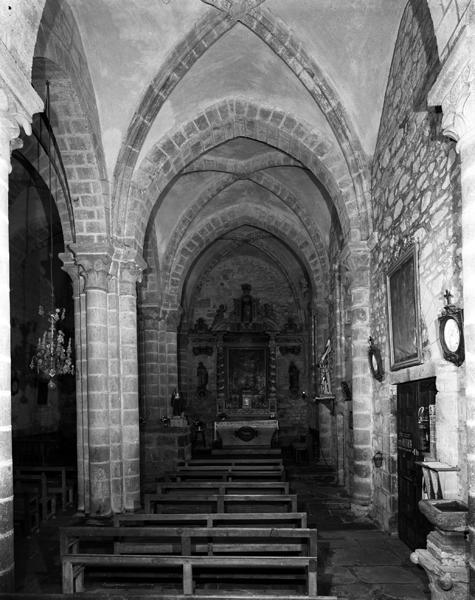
[144,493,298,513]
[13,491,40,535]
[60,525,317,557]
[113,511,308,528]
[178,458,283,467]
[212,447,282,456]
[156,481,290,495]
[0,594,336,600]
[172,467,285,481]
[62,553,318,595]
[15,466,75,509]
[14,474,56,522]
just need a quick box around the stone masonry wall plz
[370,0,463,532]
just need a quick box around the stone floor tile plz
[353,565,427,584]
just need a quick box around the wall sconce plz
[372,451,383,468]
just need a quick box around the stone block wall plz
[142,425,191,492]
[370,0,463,531]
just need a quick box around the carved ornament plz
[192,346,214,356]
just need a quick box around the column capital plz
[69,243,114,292]
[428,26,475,149]
[0,42,43,161]
[59,251,84,296]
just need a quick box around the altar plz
[214,419,279,448]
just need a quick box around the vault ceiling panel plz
[137,22,335,168]
[266,0,406,155]
[68,0,207,175]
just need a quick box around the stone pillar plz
[60,252,89,513]
[0,48,42,591]
[428,35,475,598]
[116,252,146,511]
[139,305,161,424]
[346,242,373,512]
[159,308,181,417]
[71,246,113,515]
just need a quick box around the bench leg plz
[183,561,193,595]
[62,560,73,593]
[307,558,317,596]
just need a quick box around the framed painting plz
[225,347,267,410]
[387,245,422,370]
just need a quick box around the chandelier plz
[29,81,74,389]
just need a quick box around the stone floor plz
[287,460,430,600]
[13,454,430,599]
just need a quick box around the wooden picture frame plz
[387,245,422,370]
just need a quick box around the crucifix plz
[443,289,453,306]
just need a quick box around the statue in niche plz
[288,361,300,393]
[170,388,185,416]
[319,338,332,396]
[211,304,227,329]
[197,361,208,395]
[192,317,209,333]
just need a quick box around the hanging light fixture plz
[29,81,74,389]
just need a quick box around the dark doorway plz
[397,377,436,549]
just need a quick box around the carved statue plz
[197,361,208,392]
[170,388,185,416]
[319,338,332,396]
[288,361,300,393]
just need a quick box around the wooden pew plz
[144,493,298,513]
[211,447,282,456]
[14,474,56,522]
[15,466,75,510]
[156,481,290,495]
[172,466,285,481]
[13,491,40,535]
[178,458,283,467]
[62,554,318,595]
[60,525,317,557]
[113,511,308,528]
[0,594,337,600]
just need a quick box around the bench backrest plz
[156,481,290,494]
[113,511,307,528]
[144,493,298,513]
[60,526,317,557]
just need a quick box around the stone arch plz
[33,0,109,244]
[183,231,312,328]
[124,98,354,253]
[183,150,301,175]
[161,171,328,292]
[113,4,370,237]
[13,117,75,246]
[161,204,327,314]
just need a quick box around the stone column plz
[428,36,475,598]
[346,242,373,512]
[60,252,89,513]
[0,50,42,591]
[71,245,113,515]
[116,252,146,511]
[139,305,161,424]
[159,308,182,417]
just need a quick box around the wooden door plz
[397,377,436,549]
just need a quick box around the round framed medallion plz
[439,309,464,366]
[368,339,384,382]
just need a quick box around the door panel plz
[397,377,436,549]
